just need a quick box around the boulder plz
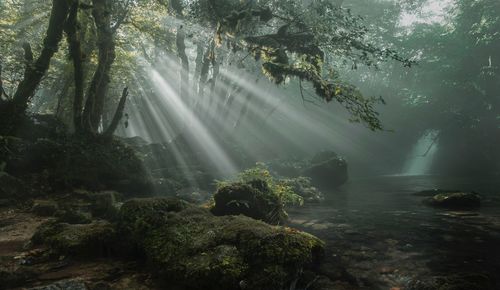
[32,221,115,257]
[423,192,481,209]
[282,176,324,203]
[303,151,348,188]
[32,200,59,217]
[413,189,460,197]
[211,179,287,225]
[119,197,325,290]
[2,136,154,196]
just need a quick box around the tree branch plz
[103,87,128,138]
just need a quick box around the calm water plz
[288,175,500,289]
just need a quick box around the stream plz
[288,175,500,289]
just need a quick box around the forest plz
[0,0,499,289]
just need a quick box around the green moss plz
[424,192,481,209]
[119,197,325,290]
[211,180,288,225]
[32,220,115,257]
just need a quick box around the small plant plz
[217,163,304,207]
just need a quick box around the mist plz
[1,0,499,289]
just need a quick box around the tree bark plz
[192,43,204,101]
[11,0,70,113]
[197,41,213,99]
[82,0,116,133]
[0,63,9,101]
[65,0,85,132]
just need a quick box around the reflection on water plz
[288,175,500,289]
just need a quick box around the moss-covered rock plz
[1,134,154,196]
[211,179,287,225]
[413,189,460,197]
[119,197,324,290]
[32,220,116,257]
[423,192,481,209]
[303,151,348,189]
[31,200,59,217]
[282,176,324,203]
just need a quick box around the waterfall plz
[402,129,440,176]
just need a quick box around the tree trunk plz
[0,63,8,101]
[197,41,213,100]
[0,0,69,135]
[65,0,85,132]
[176,26,189,100]
[11,0,70,113]
[192,43,204,103]
[82,0,116,133]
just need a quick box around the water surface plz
[288,175,500,289]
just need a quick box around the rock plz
[176,188,211,204]
[406,273,494,290]
[268,159,307,178]
[309,276,357,290]
[2,136,154,196]
[211,179,287,225]
[423,192,481,209]
[0,266,38,289]
[119,197,325,290]
[27,279,88,290]
[32,200,59,217]
[55,210,92,224]
[303,151,348,188]
[32,220,115,257]
[413,189,460,197]
[282,176,324,203]
[87,191,122,218]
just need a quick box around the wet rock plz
[303,151,348,189]
[119,197,324,290]
[32,200,59,217]
[423,192,481,209]
[32,221,115,257]
[413,189,460,197]
[407,273,494,290]
[27,279,88,290]
[211,179,287,225]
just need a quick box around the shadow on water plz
[288,175,500,289]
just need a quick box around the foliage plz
[218,163,304,207]
[185,0,414,130]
